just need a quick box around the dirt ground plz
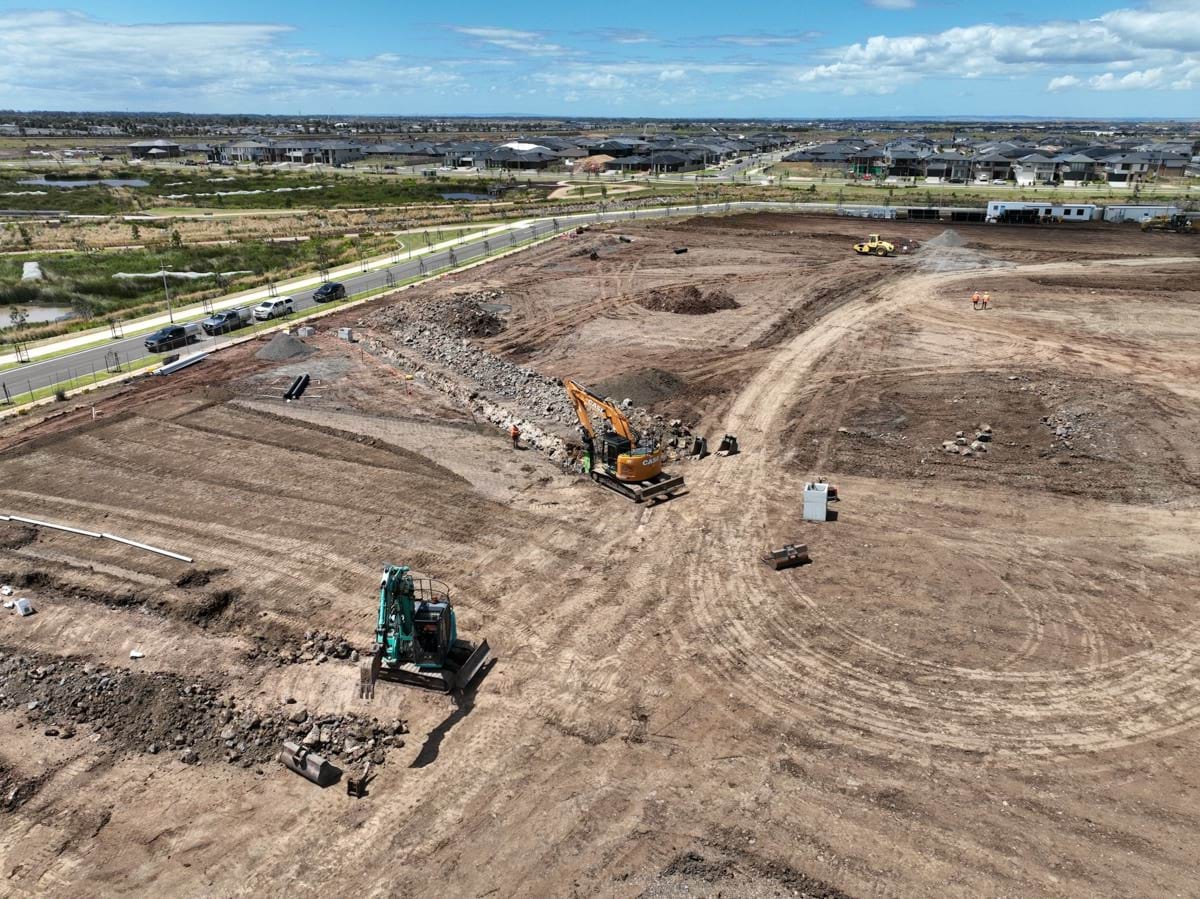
[1,213,1199,898]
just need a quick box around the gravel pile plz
[638,284,740,315]
[0,647,404,769]
[256,332,314,362]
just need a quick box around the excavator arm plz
[564,378,639,443]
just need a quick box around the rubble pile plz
[371,292,506,339]
[274,629,359,666]
[638,284,740,315]
[1041,407,1102,450]
[0,648,403,769]
[940,423,993,458]
[362,293,699,469]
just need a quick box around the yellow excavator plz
[853,234,895,256]
[565,378,685,503]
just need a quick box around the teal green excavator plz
[358,565,490,698]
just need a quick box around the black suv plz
[313,282,347,302]
[144,325,191,353]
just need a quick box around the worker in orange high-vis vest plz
[510,423,521,449]
[971,290,982,310]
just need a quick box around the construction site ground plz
[1,213,1198,898]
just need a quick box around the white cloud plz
[781,4,1200,93]
[452,26,569,56]
[867,0,917,8]
[1089,67,1165,89]
[1047,75,1082,91]
[714,33,820,46]
[0,10,462,109]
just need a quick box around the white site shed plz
[986,201,1099,223]
[1103,205,1180,223]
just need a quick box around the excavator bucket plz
[346,760,371,798]
[761,543,810,570]
[279,741,339,787]
[358,645,383,700]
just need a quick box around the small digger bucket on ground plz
[716,434,739,456]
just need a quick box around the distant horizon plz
[3,111,1199,125]
[2,2,1198,118]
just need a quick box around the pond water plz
[440,192,491,201]
[1,305,73,327]
[18,177,149,189]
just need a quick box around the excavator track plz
[591,471,685,503]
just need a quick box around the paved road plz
[0,217,554,403]
[0,198,847,404]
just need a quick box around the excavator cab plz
[412,599,453,665]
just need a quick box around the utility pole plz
[159,257,174,323]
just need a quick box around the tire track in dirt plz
[663,256,1200,764]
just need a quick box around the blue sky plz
[1,1,1197,116]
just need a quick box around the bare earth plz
[1,214,1199,898]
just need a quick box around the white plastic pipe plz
[101,533,193,563]
[10,515,102,538]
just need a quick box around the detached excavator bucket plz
[279,741,339,787]
[761,544,810,570]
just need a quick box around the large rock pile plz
[362,292,686,467]
[371,291,505,339]
[0,648,404,769]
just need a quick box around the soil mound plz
[593,368,685,407]
[256,332,314,362]
[638,284,740,315]
[924,229,966,248]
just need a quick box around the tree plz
[17,225,32,250]
[170,229,183,248]
[8,306,28,329]
[130,222,140,241]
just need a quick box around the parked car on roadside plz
[201,307,252,335]
[253,297,294,321]
[313,282,346,303]
[144,325,192,353]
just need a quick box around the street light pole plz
[159,257,173,323]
